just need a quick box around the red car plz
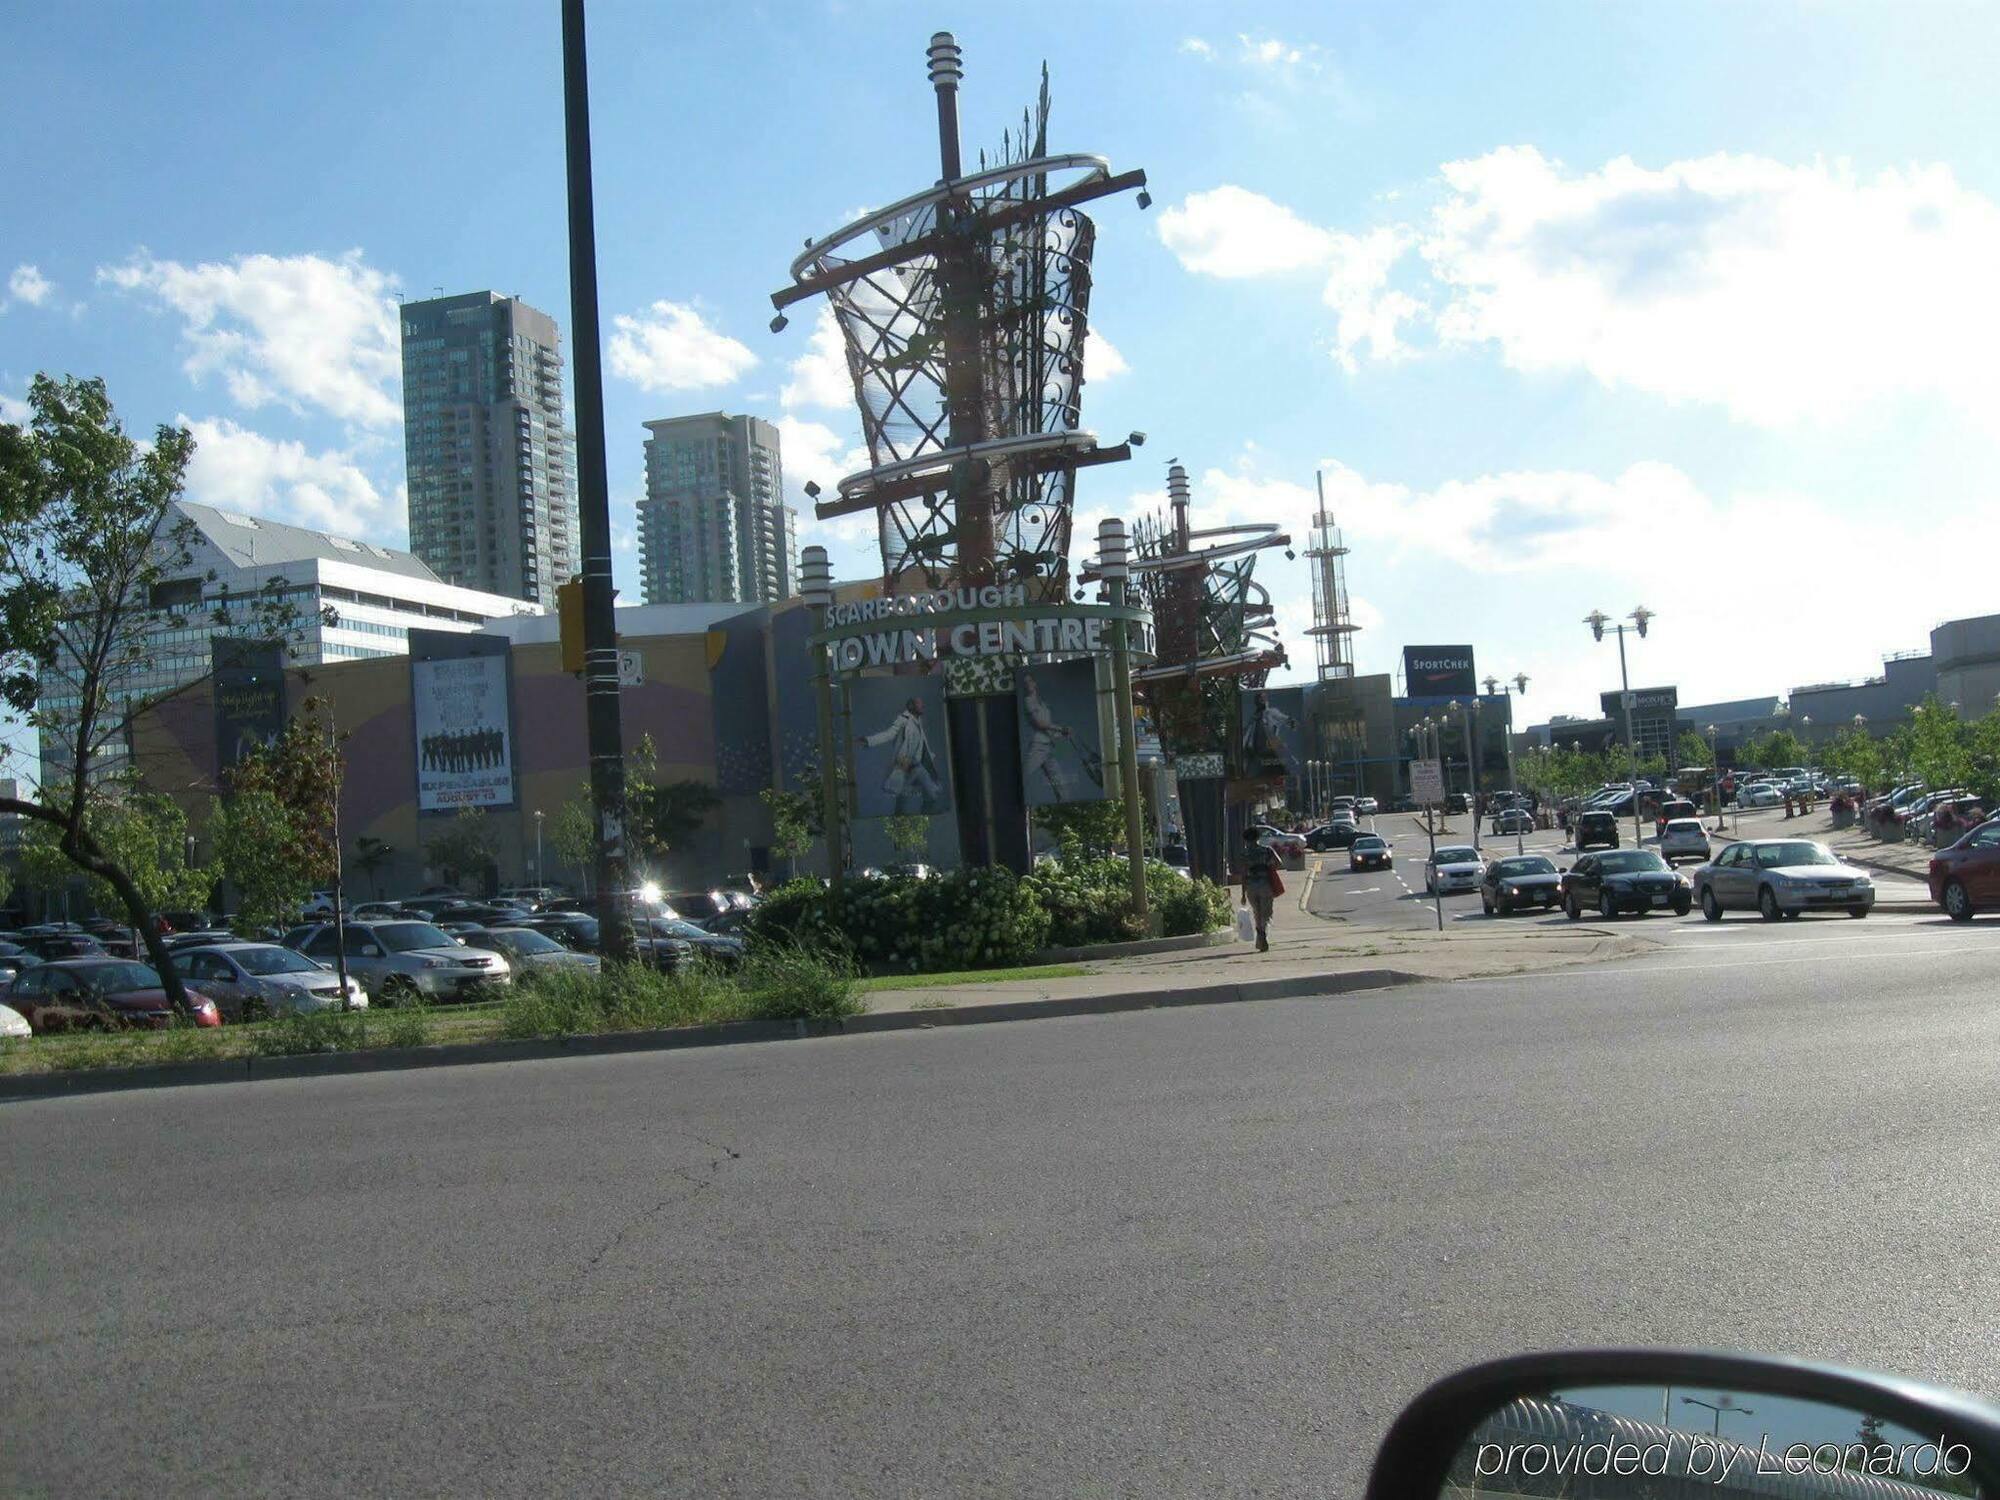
[1929,819,2000,921]
[4,959,222,1034]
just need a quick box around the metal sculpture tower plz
[1305,469,1359,682]
[770,32,1148,869]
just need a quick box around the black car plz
[518,912,603,951]
[1347,834,1392,871]
[1481,855,1562,915]
[1561,849,1691,920]
[12,931,107,962]
[1307,822,1360,851]
[1574,809,1621,851]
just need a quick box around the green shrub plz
[377,994,431,1049]
[250,1007,367,1056]
[500,961,756,1040]
[741,944,863,1021]
[1158,873,1233,938]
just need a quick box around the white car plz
[1658,817,1712,864]
[0,1002,30,1039]
[180,941,369,1021]
[1424,845,1485,895]
[1737,782,1784,808]
[1355,797,1379,815]
[300,891,338,920]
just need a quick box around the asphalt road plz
[1308,807,1933,933]
[8,918,2000,1497]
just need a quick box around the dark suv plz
[1574,809,1620,851]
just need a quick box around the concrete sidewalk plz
[858,869,1656,1019]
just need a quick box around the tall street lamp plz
[1680,1394,1755,1439]
[534,809,545,885]
[1586,606,1654,847]
[1448,699,1481,853]
[1706,724,1725,831]
[1482,672,1529,799]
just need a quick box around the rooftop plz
[178,501,441,584]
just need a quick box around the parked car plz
[1390,794,1417,813]
[1653,799,1699,836]
[499,886,560,905]
[1573,809,1620,851]
[179,942,367,1020]
[1657,818,1712,864]
[1691,839,1874,921]
[1354,796,1379,815]
[1347,834,1392,872]
[300,891,338,920]
[1929,818,2000,921]
[295,921,511,1003]
[1737,782,1784,808]
[517,912,602,951]
[644,917,744,968]
[1254,829,1308,870]
[12,932,106,962]
[1445,792,1471,814]
[459,926,603,976]
[1481,854,1561,915]
[1307,822,1359,851]
[665,889,736,920]
[162,928,239,951]
[5,959,222,1033]
[1562,850,1691,919]
[349,902,404,921]
[0,1002,30,1039]
[1423,845,1484,896]
[1490,807,1534,836]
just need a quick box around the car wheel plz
[1944,880,1974,922]
[1758,886,1782,922]
[380,976,420,1008]
[1848,906,1869,919]
[1701,887,1722,922]
[1599,891,1618,920]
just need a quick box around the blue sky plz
[8,0,2000,779]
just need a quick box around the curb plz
[0,970,1424,1105]
[1034,926,1238,964]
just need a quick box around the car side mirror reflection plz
[1366,1350,2000,1500]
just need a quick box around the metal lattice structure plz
[1305,468,1359,681]
[770,34,1147,600]
[1107,461,1290,756]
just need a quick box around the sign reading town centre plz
[816,583,1155,674]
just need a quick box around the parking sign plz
[1411,758,1445,805]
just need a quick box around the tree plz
[0,376,308,1015]
[18,779,212,923]
[884,812,931,860]
[1822,726,1884,792]
[1906,695,1973,792]
[1746,728,1805,770]
[547,791,595,891]
[352,836,392,898]
[426,808,496,888]
[208,789,310,931]
[760,786,818,878]
[1033,800,1125,855]
[1676,731,1713,770]
[630,778,720,865]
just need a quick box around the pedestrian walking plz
[1240,827,1280,953]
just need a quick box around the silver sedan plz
[1690,839,1875,921]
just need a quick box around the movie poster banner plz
[211,637,286,772]
[1239,684,1306,781]
[411,633,516,812]
[1018,658,1109,807]
[848,671,953,819]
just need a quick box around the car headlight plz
[1499,882,1516,895]
[421,957,454,969]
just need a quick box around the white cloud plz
[98,251,401,428]
[1237,34,1314,69]
[607,300,757,394]
[776,415,875,549]
[1166,148,2000,424]
[0,391,28,425]
[1179,37,1215,58]
[1086,328,1129,380]
[7,264,53,308]
[181,415,395,534]
[779,305,851,410]
[1157,185,1336,278]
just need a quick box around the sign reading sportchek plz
[1403,645,1477,698]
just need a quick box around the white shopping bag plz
[1235,904,1257,943]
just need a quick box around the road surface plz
[6,913,1998,1496]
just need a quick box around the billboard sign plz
[411,633,516,812]
[1403,645,1477,698]
[1601,686,1679,717]
[849,671,952,818]
[1018,658,1109,807]
[211,637,286,772]
[1239,684,1305,780]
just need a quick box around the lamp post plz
[1097,518,1149,926]
[1484,672,1529,852]
[1448,699,1482,853]
[1586,606,1654,847]
[1680,1395,1755,1439]
[800,546,846,892]
[1706,724,1725,831]
[534,809,544,885]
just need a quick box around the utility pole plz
[560,0,634,959]
[1586,607,1654,851]
[1099,519,1149,927]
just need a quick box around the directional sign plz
[1411,758,1445,805]
[617,649,644,686]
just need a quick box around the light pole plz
[1706,724,1725,831]
[1681,1395,1755,1439]
[1586,606,1653,847]
[1448,700,1482,853]
[800,546,847,891]
[1097,517,1150,927]
[534,809,545,886]
[1484,672,1529,852]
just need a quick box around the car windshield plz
[1756,842,1837,867]
[73,962,159,993]
[491,928,563,955]
[1353,837,1385,850]
[1598,851,1670,874]
[656,919,717,941]
[1436,848,1478,863]
[374,922,458,953]
[1495,857,1555,877]
[232,947,320,976]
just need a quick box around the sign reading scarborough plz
[816,584,1154,673]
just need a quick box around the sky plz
[8,0,2000,777]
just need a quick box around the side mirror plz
[1363,1349,2000,1500]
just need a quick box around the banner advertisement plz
[211,637,286,772]
[1017,658,1109,807]
[411,640,516,812]
[1404,645,1477,698]
[849,671,953,818]
[1239,684,1306,780]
